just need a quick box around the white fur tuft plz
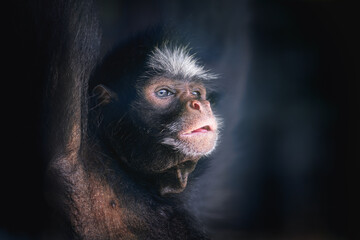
[147,45,217,80]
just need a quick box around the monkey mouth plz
[182,125,212,136]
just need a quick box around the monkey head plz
[91,43,221,195]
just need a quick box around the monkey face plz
[140,77,219,158]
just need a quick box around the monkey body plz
[43,0,219,239]
[48,150,207,240]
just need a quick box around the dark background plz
[2,0,359,239]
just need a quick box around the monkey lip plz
[182,125,212,136]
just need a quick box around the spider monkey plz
[44,0,221,239]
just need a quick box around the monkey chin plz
[179,131,217,156]
[161,131,217,158]
[162,119,218,156]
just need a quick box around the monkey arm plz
[41,0,102,238]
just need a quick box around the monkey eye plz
[156,89,174,98]
[191,91,201,97]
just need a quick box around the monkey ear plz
[92,84,117,106]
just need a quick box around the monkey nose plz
[189,100,201,111]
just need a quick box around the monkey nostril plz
[190,101,201,111]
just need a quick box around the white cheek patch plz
[163,121,182,134]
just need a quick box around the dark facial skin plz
[94,77,218,195]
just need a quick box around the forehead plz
[144,77,206,89]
